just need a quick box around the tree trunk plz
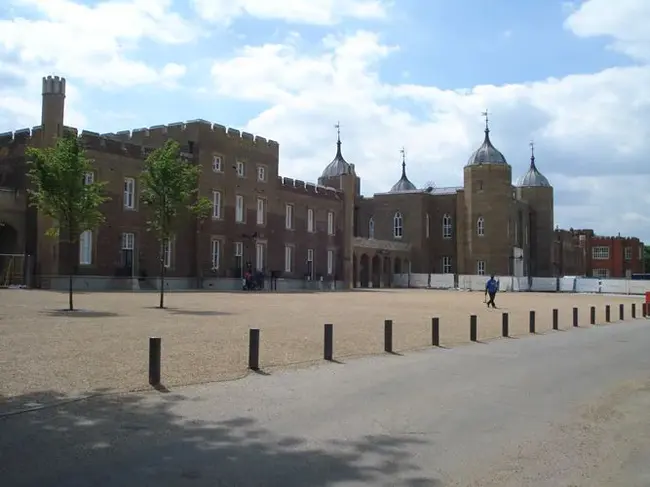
[159,254,165,309]
[68,272,74,310]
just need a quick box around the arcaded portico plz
[352,237,411,288]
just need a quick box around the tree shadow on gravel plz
[42,309,121,318]
[0,389,441,487]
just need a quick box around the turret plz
[41,75,66,146]
[389,148,417,193]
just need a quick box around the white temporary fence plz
[393,273,650,296]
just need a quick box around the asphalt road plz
[2,320,650,487]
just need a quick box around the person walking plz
[485,275,499,308]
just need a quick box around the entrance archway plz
[383,256,391,287]
[0,222,18,254]
[0,222,20,286]
[359,254,370,288]
[352,253,358,288]
[393,257,402,275]
[371,255,381,288]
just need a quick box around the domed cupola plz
[320,123,353,179]
[466,110,508,166]
[516,142,551,187]
[389,147,417,193]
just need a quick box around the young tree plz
[26,133,109,310]
[139,139,210,308]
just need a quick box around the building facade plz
[0,75,643,290]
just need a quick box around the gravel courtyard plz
[0,288,643,404]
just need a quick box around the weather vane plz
[334,121,341,139]
[400,146,406,163]
[529,140,535,158]
[481,109,490,130]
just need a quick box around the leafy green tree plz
[139,139,210,308]
[26,133,109,310]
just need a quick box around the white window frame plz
[211,238,220,270]
[624,246,632,261]
[121,232,134,250]
[256,198,265,225]
[79,230,92,265]
[162,237,173,268]
[235,195,244,223]
[257,165,266,182]
[592,246,609,260]
[212,154,222,172]
[236,160,245,177]
[234,241,243,257]
[477,260,486,276]
[284,245,293,273]
[212,190,221,219]
[285,204,294,230]
[255,242,265,271]
[327,211,335,235]
[84,171,94,185]
[442,256,452,274]
[442,214,452,239]
[593,268,609,278]
[368,217,375,239]
[327,250,334,275]
[477,216,485,237]
[307,208,314,232]
[393,211,403,239]
[123,177,135,210]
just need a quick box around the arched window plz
[477,216,485,236]
[442,214,453,239]
[368,217,375,239]
[393,211,403,238]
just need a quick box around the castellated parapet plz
[102,119,279,156]
[42,75,66,95]
[277,175,342,201]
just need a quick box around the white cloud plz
[191,0,388,25]
[208,1,650,239]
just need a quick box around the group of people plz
[242,263,265,291]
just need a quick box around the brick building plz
[0,75,643,289]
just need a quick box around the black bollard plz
[590,306,596,325]
[632,303,636,318]
[573,307,579,327]
[529,310,536,334]
[384,319,393,353]
[502,312,509,337]
[248,328,260,370]
[470,315,477,342]
[619,303,624,321]
[605,305,611,322]
[148,337,161,386]
[431,317,440,347]
[552,309,559,330]
[324,324,333,361]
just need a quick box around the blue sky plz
[1,0,650,240]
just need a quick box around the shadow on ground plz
[42,309,121,318]
[0,389,440,487]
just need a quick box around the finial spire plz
[529,140,536,168]
[481,109,490,133]
[334,121,341,143]
[400,147,406,177]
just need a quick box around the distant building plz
[0,75,643,289]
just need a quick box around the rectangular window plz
[121,232,134,250]
[84,172,94,185]
[212,190,221,219]
[307,208,314,232]
[307,248,314,279]
[327,211,334,235]
[234,241,243,277]
[123,177,135,210]
[284,245,293,273]
[255,242,265,271]
[211,238,220,270]
[234,241,243,257]
[212,154,222,172]
[442,256,452,274]
[235,195,244,223]
[425,214,430,238]
[162,237,173,268]
[593,268,609,278]
[236,161,245,177]
[327,250,334,275]
[257,165,266,182]
[592,246,610,260]
[256,198,265,225]
[285,204,293,229]
[624,247,632,260]
[477,260,485,276]
[79,230,92,265]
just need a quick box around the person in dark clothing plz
[485,275,499,308]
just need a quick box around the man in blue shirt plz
[485,275,499,308]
